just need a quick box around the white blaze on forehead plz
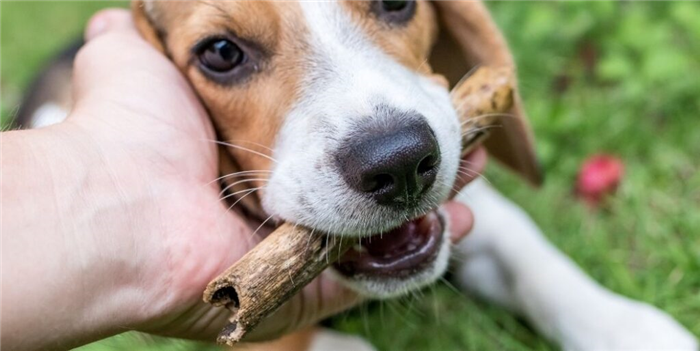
[298,1,355,47]
[297,1,419,115]
[291,0,462,173]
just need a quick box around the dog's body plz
[16,1,696,350]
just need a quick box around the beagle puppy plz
[17,1,696,350]
[129,0,544,299]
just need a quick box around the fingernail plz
[86,14,109,40]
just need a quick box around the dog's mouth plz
[333,210,444,279]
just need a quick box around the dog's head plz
[133,0,540,298]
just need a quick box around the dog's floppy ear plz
[429,1,543,186]
[131,0,167,54]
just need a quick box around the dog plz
[15,1,697,350]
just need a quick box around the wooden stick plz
[203,66,516,345]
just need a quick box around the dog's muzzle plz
[331,114,447,281]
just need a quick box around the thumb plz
[72,8,182,115]
[85,9,135,41]
[74,8,154,101]
[442,201,474,243]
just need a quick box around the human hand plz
[1,9,485,350]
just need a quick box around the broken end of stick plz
[204,278,240,310]
[216,321,245,346]
[205,282,248,345]
[204,279,248,344]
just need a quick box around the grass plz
[2,1,699,350]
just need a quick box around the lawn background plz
[2,1,698,350]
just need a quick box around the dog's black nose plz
[336,119,440,206]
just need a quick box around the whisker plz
[337,234,345,260]
[436,179,463,196]
[457,167,479,178]
[461,126,502,140]
[415,57,430,74]
[456,170,474,179]
[430,284,441,325]
[458,165,492,185]
[224,187,263,212]
[220,186,263,203]
[305,227,315,254]
[457,112,517,125]
[251,214,275,239]
[219,178,269,198]
[449,64,482,98]
[461,125,503,137]
[207,170,272,186]
[439,277,464,297]
[209,140,278,163]
[225,139,275,154]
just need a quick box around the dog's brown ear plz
[429,1,543,186]
[131,0,167,54]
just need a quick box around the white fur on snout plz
[262,2,461,297]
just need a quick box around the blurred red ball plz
[576,154,624,206]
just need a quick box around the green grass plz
[2,1,699,350]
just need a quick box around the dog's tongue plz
[334,211,443,278]
[363,213,437,258]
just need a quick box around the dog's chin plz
[329,209,451,298]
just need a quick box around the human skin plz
[0,9,485,351]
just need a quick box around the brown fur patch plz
[342,0,437,75]
[135,1,313,211]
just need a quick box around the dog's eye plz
[198,39,244,72]
[375,0,416,24]
[381,0,409,12]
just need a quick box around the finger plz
[242,272,361,342]
[85,9,135,41]
[72,9,190,118]
[450,146,488,198]
[442,201,474,243]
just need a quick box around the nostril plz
[417,154,438,176]
[335,116,440,206]
[363,173,395,193]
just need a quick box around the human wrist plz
[1,123,156,349]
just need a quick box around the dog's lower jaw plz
[330,236,450,298]
[328,209,453,298]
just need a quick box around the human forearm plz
[1,125,150,350]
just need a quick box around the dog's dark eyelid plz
[373,0,417,25]
[382,0,409,12]
[191,34,266,86]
